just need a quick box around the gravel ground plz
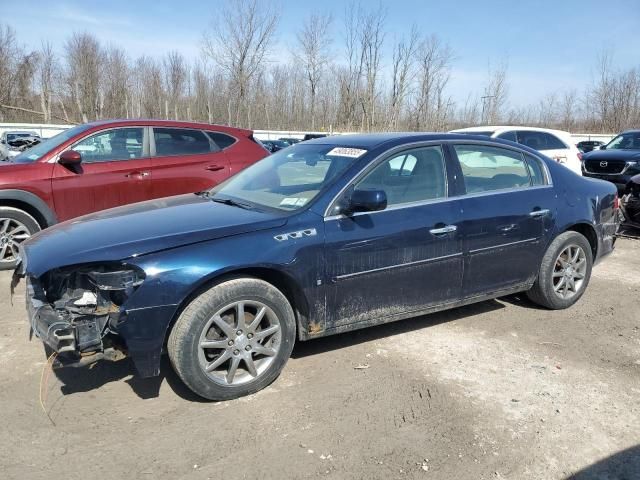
[0,237,638,480]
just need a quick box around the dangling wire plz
[39,351,58,426]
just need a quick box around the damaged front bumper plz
[14,261,144,369]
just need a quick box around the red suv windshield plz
[12,124,91,163]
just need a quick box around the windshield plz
[605,132,640,150]
[209,144,366,211]
[11,124,91,163]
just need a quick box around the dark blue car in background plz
[15,133,619,400]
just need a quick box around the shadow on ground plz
[50,298,506,401]
[567,444,640,479]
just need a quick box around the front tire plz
[527,231,593,309]
[168,277,296,401]
[0,207,41,270]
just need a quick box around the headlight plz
[88,267,145,291]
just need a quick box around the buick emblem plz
[600,161,608,167]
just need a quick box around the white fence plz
[0,122,616,144]
[0,122,71,139]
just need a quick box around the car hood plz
[22,194,288,277]
[583,149,640,161]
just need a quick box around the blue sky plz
[4,0,639,106]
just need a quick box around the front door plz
[52,127,151,221]
[324,145,463,329]
[450,143,556,297]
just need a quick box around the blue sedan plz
[16,133,620,400]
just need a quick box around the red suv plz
[0,119,268,268]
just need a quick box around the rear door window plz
[453,144,532,193]
[516,131,567,151]
[153,128,213,156]
[73,128,144,163]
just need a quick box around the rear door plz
[449,143,556,297]
[324,144,463,329]
[51,126,151,221]
[150,127,231,199]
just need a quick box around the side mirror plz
[59,150,82,166]
[599,145,606,150]
[346,188,387,215]
[0,139,5,144]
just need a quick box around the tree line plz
[0,0,638,133]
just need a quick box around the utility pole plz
[481,95,496,125]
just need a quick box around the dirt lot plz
[1,237,639,480]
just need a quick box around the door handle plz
[125,171,150,178]
[206,165,225,172]
[429,225,457,235]
[529,209,550,218]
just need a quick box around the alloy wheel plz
[0,218,31,264]
[197,300,282,386]
[552,244,587,299]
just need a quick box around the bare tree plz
[0,25,22,120]
[559,90,578,132]
[36,42,57,123]
[65,32,102,122]
[103,46,130,118]
[163,51,187,120]
[358,4,386,131]
[388,25,418,130]
[295,13,332,130]
[202,0,278,127]
[482,61,508,124]
[411,34,453,130]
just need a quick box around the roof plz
[451,125,571,136]
[82,119,252,136]
[304,132,450,148]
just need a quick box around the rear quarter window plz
[207,132,237,150]
[525,154,547,186]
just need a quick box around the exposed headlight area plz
[24,264,145,366]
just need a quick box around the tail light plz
[613,194,620,211]
[577,152,583,162]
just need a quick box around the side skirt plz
[299,282,533,341]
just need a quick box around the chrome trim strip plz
[454,184,553,201]
[469,237,538,254]
[334,252,463,281]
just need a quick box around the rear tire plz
[0,207,41,270]
[527,231,593,309]
[168,277,296,401]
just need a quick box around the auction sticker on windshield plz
[327,147,368,158]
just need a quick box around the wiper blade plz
[210,196,254,210]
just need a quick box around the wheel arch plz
[563,222,598,260]
[0,190,57,228]
[163,266,310,348]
